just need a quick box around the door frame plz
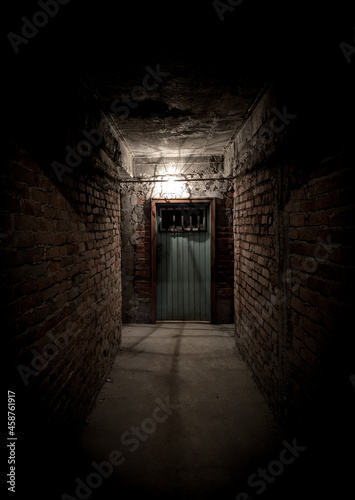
[151,198,216,323]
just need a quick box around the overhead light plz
[154,174,187,198]
[165,175,178,194]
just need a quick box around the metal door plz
[156,202,211,321]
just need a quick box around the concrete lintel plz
[133,154,224,165]
[132,155,227,181]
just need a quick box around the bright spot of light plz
[165,176,179,194]
[156,175,187,198]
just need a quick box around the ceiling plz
[91,58,265,158]
[79,1,279,160]
[6,0,352,164]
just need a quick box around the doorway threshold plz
[156,320,211,324]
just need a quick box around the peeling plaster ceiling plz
[90,59,266,158]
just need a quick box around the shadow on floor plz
[13,323,355,500]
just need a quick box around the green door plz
[156,202,211,321]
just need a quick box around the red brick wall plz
[231,79,354,424]
[121,189,152,324]
[233,149,354,423]
[216,194,234,323]
[286,153,354,418]
[134,201,152,302]
[234,165,279,401]
[2,144,122,430]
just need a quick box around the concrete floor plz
[76,323,283,499]
[17,323,354,500]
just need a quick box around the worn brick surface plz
[230,85,354,425]
[234,164,279,403]
[2,145,122,430]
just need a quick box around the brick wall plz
[234,164,279,402]
[134,196,152,307]
[230,80,354,425]
[2,144,122,431]
[216,193,235,323]
[286,152,354,420]
[121,185,153,323]
[234,154,354,424]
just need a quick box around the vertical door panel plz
[156,204,211,321]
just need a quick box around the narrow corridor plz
[4,2,354,499]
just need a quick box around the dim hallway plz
[4,2,355,499]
